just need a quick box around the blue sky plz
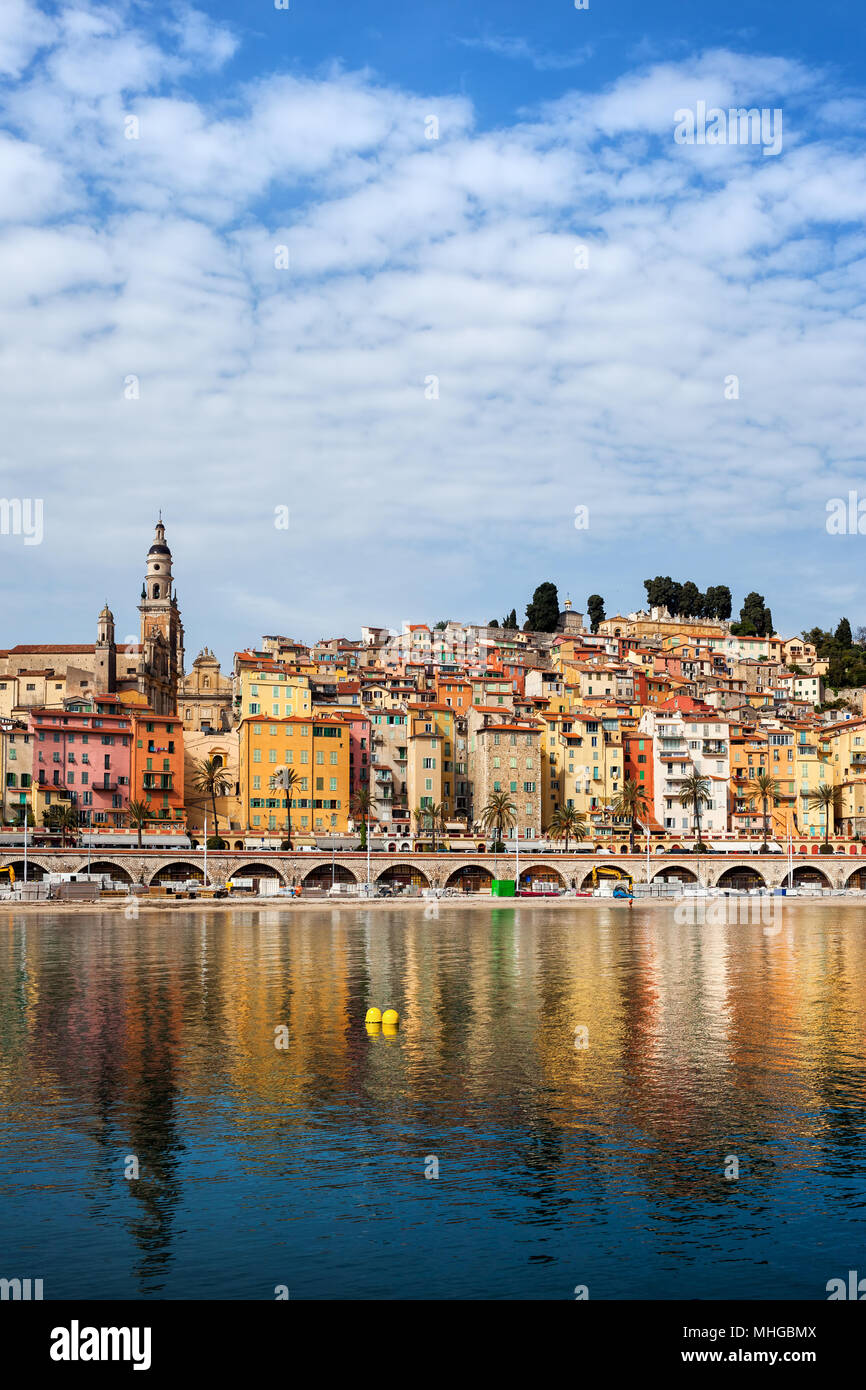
[1,0,865,663]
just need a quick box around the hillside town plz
[1,520,865,857]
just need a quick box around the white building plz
[639,707,731,837]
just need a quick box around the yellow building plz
[238,714,351,838]
[183,729,243,844]
[234,655,311,721]
[406,703,456,824]
[0,718,33,825]
[818,719,866,837]
[539,710,625,835]
[792,726,832,838]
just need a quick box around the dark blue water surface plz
[1,903,865,1300]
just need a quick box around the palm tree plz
[549,805,586,852]
[677,771,712,850]
[610,778,651,852]
[190,757,232,841]
[270,767,301,847]
[127,799,149,849]
[427,802,447,850]
[752,772,779,850]
[352,786,373,850]
[809,782,842,848]
[45,803,80,846]
[480,791,517,878]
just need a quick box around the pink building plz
[30,696,132,827]
[330,706,371,798]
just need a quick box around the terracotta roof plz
[7,644,95,653]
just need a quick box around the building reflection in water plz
[0,903,865,1298]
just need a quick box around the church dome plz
[148,543,170,556]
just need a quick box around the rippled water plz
[1,903,865,1300]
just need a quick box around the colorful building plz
[129,707,185,828]
[29,697,132,828]
[238,714,351,838]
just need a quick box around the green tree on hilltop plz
[679,581,703,618]
[732,592,773,637]
[524,582,559,632]
[586,594,605,633]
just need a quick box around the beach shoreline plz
[0,893,854,915]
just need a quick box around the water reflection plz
[0,904,864,1299]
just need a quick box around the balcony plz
[93,782,118,792]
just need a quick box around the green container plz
[491,878,516,897]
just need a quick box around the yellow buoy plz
[382,1023,398,1037]
[365,1007,382,1024]
[365,1021,381,1035]
[381,1008,400,1026]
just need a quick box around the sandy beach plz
[0,892,854,914]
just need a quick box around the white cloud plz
[0,0,54,78]
[1,9,865,651]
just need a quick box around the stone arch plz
[580,864,632,890]
[377,863,430,890]
[445,864,493,893]
[518,865,565,891]
[81,860,134,883]
[303,863,358,888]
[233,840,244,850]
[715,865,767,890]
[149,861,205,885]
[4,858,47,881]
[652,864,698,883]
[846,866,866,889]
[789,865,831,888]
[228,861,288,888]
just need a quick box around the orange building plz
[129,707,185,828]
[434,676,473,712]
[623,731,661,829]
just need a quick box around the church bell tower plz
[138,517,185,711]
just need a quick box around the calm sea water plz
[1,903,865,1301]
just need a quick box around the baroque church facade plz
[0,520,186,717]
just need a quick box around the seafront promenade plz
[2,846,865,893]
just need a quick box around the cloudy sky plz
[1,0,865,664]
